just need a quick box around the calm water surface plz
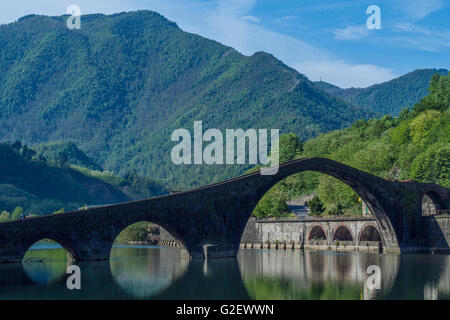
[0,244,449,300]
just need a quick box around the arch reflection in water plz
[238,250,400,300]
[431,255,450,300]
[109,246,189,299]
[386,254,450,300]
[22,239,69,285]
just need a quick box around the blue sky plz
[0,0,449,88]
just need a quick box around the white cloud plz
[333,25,369,40]
[241,15,259,23]
[392,22,450,51]
[276,15,296,22]
[396,0,445,20]
[294,61,397,88]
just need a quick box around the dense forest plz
[0,11,375,189]
[315,69,448,116]
[0,141,167,218]
[254,72,450,218]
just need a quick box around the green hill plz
[255,72,450,218]
[0,11,374,189]
[0,142,167,216]
[33,141,103,170]
[315,69,448,116]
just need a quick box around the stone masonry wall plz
[425,216,450,250]
[238,217,382,252]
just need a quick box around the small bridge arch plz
[20,234,80,262]
[358,222,382,242]
[332,224,354,242]
[307,224,327,242]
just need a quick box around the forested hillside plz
[315,69,448,116]
[255,72,450,218]
[0,142,167,217]
[0,11,374,188]
[33,141,103,170]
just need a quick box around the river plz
[0,243,449,300]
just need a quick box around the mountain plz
[0,142,167,215]
[315,69,449,116]
[0,11,375,188]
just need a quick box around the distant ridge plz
[315,68,449,115]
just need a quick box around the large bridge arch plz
[244,158,401,252]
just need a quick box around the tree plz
[409,110,441,146]
[114,222,151,243]
[329,203,344,215]
[58,153,69,168]
[279,133,303,163]
[412,72,450,114]
[21,145,36,161]
[253,191,291,218]
[11,207,24,220]
[52,208,65,215]
[307,196,325,215]
[410,143,450,188]
[0,211,10,222]
[398,107,411,121]
[11,141,22,152]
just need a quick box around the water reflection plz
[110,246,189,298]
[155,258,250,300]
[238,250,400,300]
[385,254,450,300]
[0,245,449,300]
[22,244,68,285]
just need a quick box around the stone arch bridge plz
[0,158,449,262]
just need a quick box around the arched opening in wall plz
[422,192,443,216]
[308,225,327,241]
[22,239,72,284]
[332,225,353,242]
[110,221,189,298]
[359,225,381,242]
